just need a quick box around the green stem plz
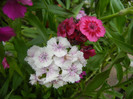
[99,7,133,21]
[85,70,97,82]
[99,12,119,21]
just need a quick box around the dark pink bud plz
[81,45,96,59]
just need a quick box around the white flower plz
[33,47,53,68]
[62,62,83,83]
[27,45,40,57]
[47,37,71,57]
[25,37,87,89]
[76,51,87,66]
[53,46,80,68]
[43,76,67,89]
[37,63,59,84]
[54,55,72,69]
[53,79,67,89]
[29,74,38,85]
[25,57,37,70]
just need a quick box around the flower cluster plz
[57,16,106,42]
[25,37,87,88]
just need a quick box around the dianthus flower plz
[79,16,106,42]
[57,17,75,37]
[76,10,86,20]
[2,0,33,20]
[0,26,16,42]
[2,57,10,69]
[25,37,87,89]
[81,45,96,59]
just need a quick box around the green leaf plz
[122,55,130,68]
[26,13,48,43]
[110,0,125,33]
[5,89,14,99]
[84,70,110,92]
[110,52,126,68]
[125,83,133,99]
[12,73,23,90]
[0,79,9,98]
[11,19,21,35]
[27,35,44,46]
[43,91,51,99]
[9,95,22,99]
[105,23,124,43]
[87,53,107,70]
[7,57,24,79]
[95,0,110,17]
[127,20,133,44]
[48,5,73,16]
[13,38,28,64]
[29,2,73,16]
[0,42,6,76]
[72,2,84,18]
[105,90,123,98]
[21,27,38,38]
[111,38,133,55]
[0,42,5,59]
[115,64,123,83]
[110,0,124,12]
[57,0,65,8]
[66,0,70,9]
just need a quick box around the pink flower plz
[75,71,86,83]
[67,31,87,45]
[57,17,76,37]
[81,45,96,59]
[79,16,106,42]
[76,10,86,20]
[2,0,33,20]
[0,26,16,41]
[2,57,10,69]
[17,0,33,6]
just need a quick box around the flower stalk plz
[100,7,133,21]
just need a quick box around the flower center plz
[88,22,97,30]
[52,43,65,51]
[38,52,48,63]
[68,65,77,76]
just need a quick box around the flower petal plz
[0,26,16,41]
[27,45,40,57]
[2,57,9,69]
[2,0,27,20]
[17,0,33,6]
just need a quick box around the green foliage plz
[0,0,133,99]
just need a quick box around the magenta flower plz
[17,0,33,6]
[2,0,33,20]
[0,26,16,42]
[57,17,76,37]
[75,71,86,83]
[81,45,96,59]
[2,57,10,69]
[67,31,87,44]
[79,16,106,42]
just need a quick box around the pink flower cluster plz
[57,14,105,59]
[57,16,106,42]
